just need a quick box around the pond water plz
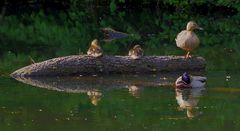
[0,8,240,131]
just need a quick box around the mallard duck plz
[175,72,207,89]
[128,45,144,59]
[87,39,103,57]
[175,21,203,58]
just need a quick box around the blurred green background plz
[0,0,240,75]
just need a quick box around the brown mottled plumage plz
[175,21,203,58]
[128,45,144,59]
[87,39,103,57]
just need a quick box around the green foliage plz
[1,4,240,73]
[110,0,117,13]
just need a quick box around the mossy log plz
[10,55,206,77]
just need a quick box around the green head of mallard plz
[186,21,203,31]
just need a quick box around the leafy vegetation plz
[0,1,240,74]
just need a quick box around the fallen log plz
[10,55,206,77]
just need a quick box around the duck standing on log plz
[175,21,203,58]
[87,39,103,57]
[128,44,144,59]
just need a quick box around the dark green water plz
[0,8,240,130]
[0,72,240,131]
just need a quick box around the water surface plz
[0,8,240,131]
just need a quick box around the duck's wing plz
[87,47,94,55]
[137,47,144,57]
[128,49,134,56]
[94,47,103,57]
[175,30,188,47]
[87,46,103,57]
[190,76,207,87]
[192,76,207,82]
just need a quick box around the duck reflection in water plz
[87,90,102,106]
[127,85,142,98]
[175,72,207,119]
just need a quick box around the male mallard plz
[87,39,103,57]
[175,21,203,58]
[175,72,207,89]
[128,45,144,59]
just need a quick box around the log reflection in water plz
[13,72,204,93]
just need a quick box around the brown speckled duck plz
[87,39,103,58]
[128,45,144,59]
[175,21,203,58]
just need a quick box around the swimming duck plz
[175,72,207,89]
[87,39,103,58]
[128,44,144,59]
[175,21,203,58]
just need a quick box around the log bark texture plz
[10,55,206,77]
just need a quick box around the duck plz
[175,72,207,89]
[128,44,144,59]
[87,39,103,58]
[175,21,203,58]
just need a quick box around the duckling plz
[175,72,207,89]
[87,39,103,58]
[175,21,203,58]
[128,44,144,59]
